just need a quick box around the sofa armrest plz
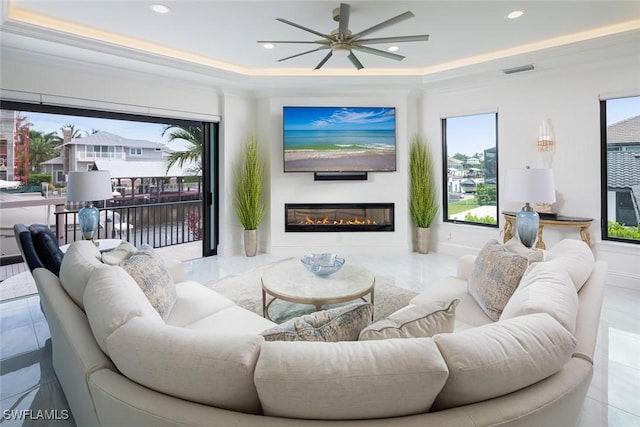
[457,255,477,280]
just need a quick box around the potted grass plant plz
[235,136,266,257]
[409,134,439,254]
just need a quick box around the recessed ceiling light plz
[388,46,399,52]
[263,43,275,49]
[507,10,525,19]
[151,4,171,14]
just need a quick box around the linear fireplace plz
[285,203,394,232]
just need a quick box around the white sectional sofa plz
[31,239,606,427]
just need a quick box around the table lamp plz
[66,170,113,240]
[504,167,556,248]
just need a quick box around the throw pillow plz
[500,261,579,333]
[101,241,137,265]
[29,224,65,276]
[467,239,529,321]
[546,239,595,291]
[260,303,373,342]
[359,299,459,341]
[504,237,544,262]
[120,247,177,320]
[432,313,577,410]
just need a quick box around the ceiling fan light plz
[332,44,351,58]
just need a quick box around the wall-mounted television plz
[283,106,396,173]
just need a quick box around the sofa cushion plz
[83,265,163,354]
[254,338,449,420]
[410,277,493,330]
[107,316,264,414]
[120,247,177,320]
[165,281,237,327]
[432,313,577,410]
[359,299,458,341]
[546,239,595,291]
[59,240,105,309]
[500,261,579,332]
[261,303,372,342]
[467,239,529,321]
[101,241,137,265]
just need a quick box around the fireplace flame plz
[301,217,377,226]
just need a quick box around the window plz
[130,147,142,156]
[56,170,64,183]
[442,112,498,226]
[601,95,640,244]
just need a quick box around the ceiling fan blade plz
[314,51,333,70]
[278,46,330,62]
[338,3,351,40]
[276,18,334,42]
[258,40,331,45]
[351,11,414,41]
[356,35,429,44]
[351,45,405,61]
[347,52,364,70]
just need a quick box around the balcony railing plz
[54,200,203,248]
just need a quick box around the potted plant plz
[235,136,266,257]
[409,134,439,254]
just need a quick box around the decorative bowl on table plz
[300,253,345,276]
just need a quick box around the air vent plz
[502,64,535,74]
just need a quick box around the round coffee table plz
[261,258,375,321]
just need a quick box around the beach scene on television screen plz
[284,107,396,172]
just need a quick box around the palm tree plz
[161,125,202,174]
[28,130,60,172]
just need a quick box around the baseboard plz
[606,270,640,291]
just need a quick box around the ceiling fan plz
[258,3,429,70]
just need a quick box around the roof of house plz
[608,115,640,145]
[60,131,166,149]
[40,157,63,165]
[93,159,199,178]
[608,151,640,189]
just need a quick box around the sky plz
[15,111,192,151]
[284,107,396,131]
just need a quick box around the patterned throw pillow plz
[359,299,459,341]
[261,303,373,342]
[120,247,177,320]
[101,241,138,265]
[467,239,529,321]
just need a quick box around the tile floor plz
[1,251,639,426]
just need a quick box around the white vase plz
[416,227,431,254]
[244,229,257,257]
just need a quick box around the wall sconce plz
[537,119,555,167]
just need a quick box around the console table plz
[502,211,593,249]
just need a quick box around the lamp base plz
[516,203,539,248]
[78,203,100,241]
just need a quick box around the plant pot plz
[243,229,257,257]
[416,227,431,254]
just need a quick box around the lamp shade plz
[67,171,113,202]
[503,168,556,204]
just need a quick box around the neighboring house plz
[40,131,172,184]
[0,110,18,181]
[607,115,640,226]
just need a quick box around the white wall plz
[421,55,640,289]
[259,91,418,257]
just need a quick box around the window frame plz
[441,112,499,228]
[129,147,142,156]
[600,97,640,245]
